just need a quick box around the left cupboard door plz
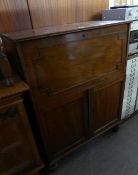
[0,98,43,175]
[37,91,88,163]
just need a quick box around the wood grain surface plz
[28,0,109,28]
[0,0,108,32]
[0,0,32,33]
[2,21,129,166]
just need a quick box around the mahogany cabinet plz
[0,77,43,174]
[2,21,130,167]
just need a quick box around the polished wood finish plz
[39,91,88,158]
[0,76,43,174]
[89,80,123,135]
[0,76,28,98]
[2,21,130,167]
[14,23,125,95]
[3,21,128,41]
[28,0,108,28]
[0,0,32,33]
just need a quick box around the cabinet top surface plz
[2,20,130,42]
[0,75,29,99]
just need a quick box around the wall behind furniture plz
[0,0,108,33]
[28,0,108,28]
[0,0,32,33]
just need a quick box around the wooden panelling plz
[0,0,32,33]
[23,29,123,94]
[0,0,109,32]
[89,80,122,134]
[28,0,109,28]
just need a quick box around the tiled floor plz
[41,115,138,175]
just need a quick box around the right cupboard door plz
[89,80,123,135]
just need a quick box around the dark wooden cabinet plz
[2,21,130,167]
[0,78,43,174]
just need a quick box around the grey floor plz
[41,115,138,175]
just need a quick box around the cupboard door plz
[0,100,43,175]
[38,91,88,160]
[89,80,123,135]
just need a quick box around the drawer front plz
[0,100,42,174]
[18,24,128,95]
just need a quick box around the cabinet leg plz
[112,125,120,132]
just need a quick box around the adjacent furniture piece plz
[2,20,130,168]
[0,75,43,174]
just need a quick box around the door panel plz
[89,80,123,134]
[18,24,128,95]
[38,91,88,158]
[31,34,122,94]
